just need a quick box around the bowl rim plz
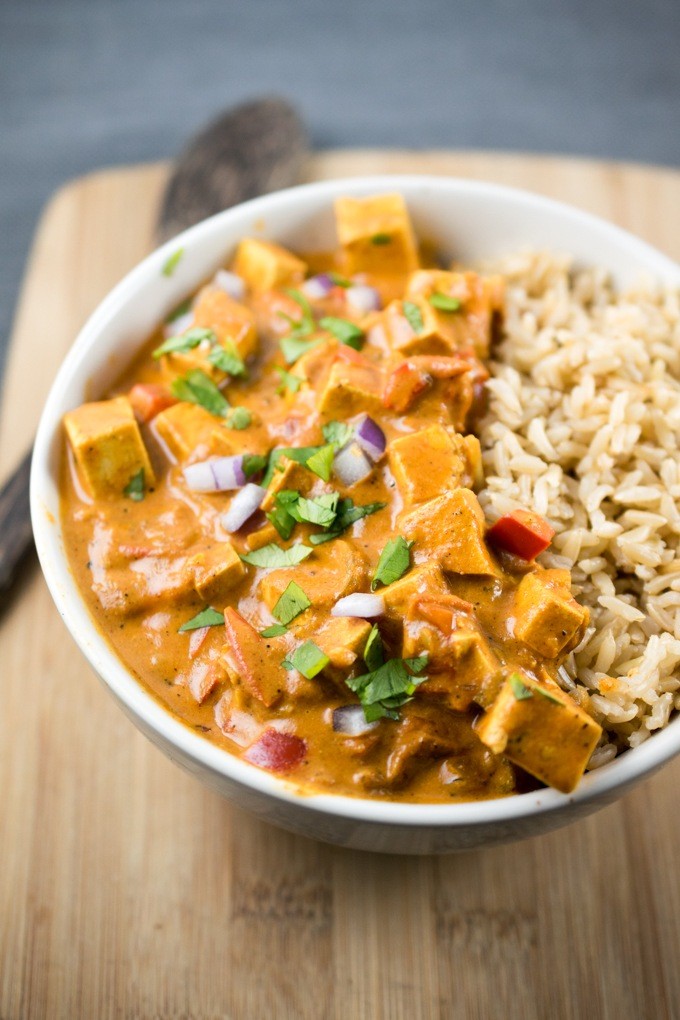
[31,172,680,829]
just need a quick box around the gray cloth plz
[1,0,679,383]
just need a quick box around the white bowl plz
[31,175,680,854]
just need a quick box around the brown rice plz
[478,249,680,767]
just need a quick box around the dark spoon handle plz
[0,449,33,597]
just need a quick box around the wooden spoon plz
[0,96,308,608]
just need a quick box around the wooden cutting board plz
[2,151,680,1020]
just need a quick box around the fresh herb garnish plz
[123,468,146,502]
[291,492,339,527]
[322,421,355,447]
[309,499,386,544]
[242,454,268,478]
[153,327,215,360]
[260,623,288,638]
[346,654,428,721]
[179,607,225,632]
[363,624,385,671]
[223,406,252,430]
[429,292,462,312]
[267,490,300,540]
[171,368,230,417]
[508,672,564,706]
[371,233,391,246]
[306,444,335,482]
[371,536,413,590]
[319,316,364,350]
[162,247,184,276]
[282,640,329,679]
[207,339,247,377]
[402,300,424,334]
[280,334,323,365]
[262,446,324,486]
[240,543,314,568]
[272,581,312,625]
[328,272,351,287]
[275,367,303,395]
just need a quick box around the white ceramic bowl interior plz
[31,175,680,854]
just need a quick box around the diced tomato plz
[382,361,430,412]
[244,728,307,772]
[129,383,177,423]
[486,509,555,560]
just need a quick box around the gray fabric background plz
[1,0,679,383]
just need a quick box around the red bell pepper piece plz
[129,383,177,423]
[486,509,555,560]
[244,728,307,772]
[382,361,431,412]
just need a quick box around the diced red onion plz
[188,626,210,659]
[346,284,381,314]
[214,269,246,302]
[301,273,335,301]
[244,729,307,771]
[332,705,379,736]
[221,483,266,533]
[354,414,386,462]
[333,442,373,486]
[163,310,194,338]
[183,455,246,492]
[331,593,385,618]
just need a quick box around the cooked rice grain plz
[478,250,680,761]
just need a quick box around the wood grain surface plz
[2,150,680,1020]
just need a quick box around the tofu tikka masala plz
[61,193,602,800]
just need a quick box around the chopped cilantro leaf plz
[260,623,288,638]
[402,300,424,334]
[275,367,303,395]
[153,327,215,360]
[371,233,391,245]
[306,444,335,482]
[262,446,324,486]
[291,492,339,527]
[267,490,299,540]
[240,543,313,568]
[309,499,385,544]
[371,536,413,590]
[328,272,351,287]
[346,654,428,721]
[282,640,329,679]
[123,468,146,502]
[162,247,184,276]
[363,624,385,672]
[508,673,533,701]
[223,407,252,430]
[279,334,323,365]
[319,316,364,350]
[165,297,192,323]
[322,421,354,448]
[179,607,224,632]
[273,581,312,625]
[242,454,267,478]
[207,339,247,377]
[429,292,462,312]
[171,368,230,417]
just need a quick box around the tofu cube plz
[152,403,217,462]
[244,522,280,551]
[261,456,315,512]
[232,237,307,293]
[415,630,500,711]
[514,570,589,658]
[64,396,155,499]
[190,542,245,605]
[317,360,384,419]
[400,489,500,576]
[192,285,258,359]
[476,673,602,793]
[315,617,372,670]
[335,193,419,277]
[382,298,453,357]
[381,563,452,621]
[405,269,505,358]
[259,540,367,611]
[388,425,475,507]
